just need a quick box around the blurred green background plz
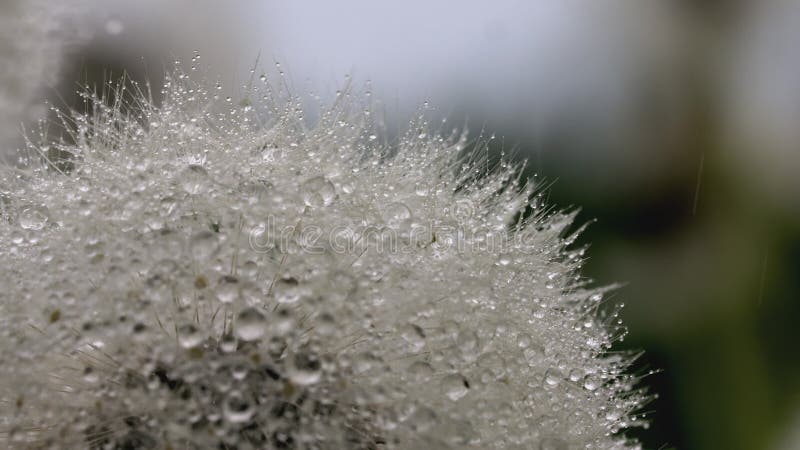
[33,0,800,448]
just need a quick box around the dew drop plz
[442,373,469,401]
[177,324,204,349]
[314,312,337,337]
[457,330,479,361]
[583,375,600,391]
[235,307,267,341]
[223,391,255,423]
[219,334,238,353]
[273,277,305,304]
[215,275,239,304]
[407,361,435,381]
[82,367,99,384]
[179,164,208,195]
[407,406,437,432]
[300,176,335,207]
[19,207,49,230]
[400,323,426,352]
[288,352,322,385]
[230,362,249,380]
[383,202,412,227]
[544,368,563,387]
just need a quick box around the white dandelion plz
[0,66,647,449]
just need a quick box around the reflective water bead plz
[235,307,267,341]
[19,206,49,230]
[300,176,335,207]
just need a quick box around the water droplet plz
[524,341,546,363]
[407,361,435,381]
[383,202,411,227]
[273,306,295,335]
[82,367,99,384]
[273,277,306,304]
[177,324,203,349]
[457,331,479,361]
[315,312,337,336]
[19,207,49,230]
[219,334,238,353]
[288,352,322,385]
[230,362,249,380]
[400,323,426,352]
[180,164,207,195]
[544,369,562,387]
[235,307,267,341]
[215,275,239,304]
[442,373,469,401]
[223,391,254,423]
[300,176,335,207]
[407,406,437,432]
[583,375,600,391]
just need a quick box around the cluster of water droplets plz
[0,65,646,449]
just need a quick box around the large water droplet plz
[300,176,335,207]
[288,352,322,385]
[219,334,238,353]
[215,275,239,304]
[180,164,208,195]
[273,277,306,304]
[407,406,438,432]
[442,373,470,401]
[382,202,411,227]
[400,323,426,352]
[544,368,563,387]
[583,374,600,391]
[177,324,203,349]
[457,331,480,361]
[223,391,255,423]
[407,361,435,381]
[19,207,49,230]
[235,307,267,341]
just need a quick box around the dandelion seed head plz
[0,70,646,449]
